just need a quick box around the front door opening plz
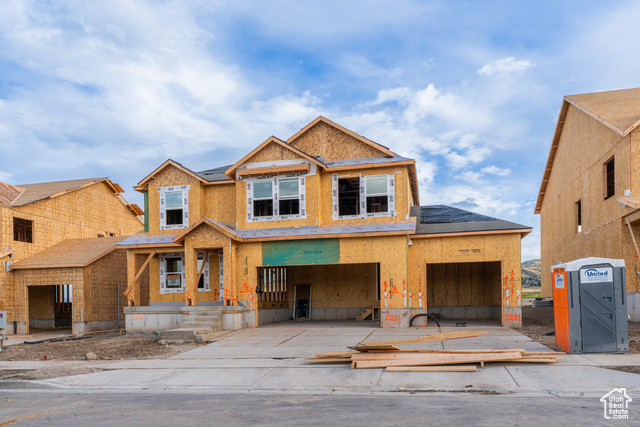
[294,284,311,319]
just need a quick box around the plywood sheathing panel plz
[426,262,501,308]
[288,121,388,162]
[244,141,307,164]
[622,219,640,293]
[147,164,204,235]
[28,286,55,320]
[539,104,635,296]
[88,249,129,322]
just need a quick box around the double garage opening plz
[256,260,503,325]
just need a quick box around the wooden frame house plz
[122,117,531,332]
[536,88,640,321]
[0,178,143,333]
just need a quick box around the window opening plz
[576,200,582,233]
[338,177,360,216]
[605,157,615,200]
[278,178,300,216]
[365,175,389,214]
[160,253,184,293]
[13,218,33,243]
[197,252,210,290]
[253,180,274,217]
[165,191,184,225]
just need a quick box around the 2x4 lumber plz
[627,219,640,257]
[304,358,352,363]
[125,251,156,296]
[385,365,478,373]
[353,351,523,369]
[351,349,527,359]
[359,331,490,347]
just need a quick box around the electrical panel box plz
[552,257,628,354]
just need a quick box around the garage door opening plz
[257,263,380,324]
[426,261,501,319]
[28,284,72,330]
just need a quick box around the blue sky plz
[1,0,639,261]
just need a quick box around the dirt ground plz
[1,307,638,381]
[0,331,199,381]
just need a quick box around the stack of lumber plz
[306,348,562,371]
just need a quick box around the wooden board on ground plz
[358,331,490,347]
[386,365,478,372]
[348,345,401,352]
[352,351,523,369]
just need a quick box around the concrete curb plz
[0,380,61,390]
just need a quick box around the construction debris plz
[355,330,490,347]
[306,347,564,370]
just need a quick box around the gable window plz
[365,175,389,214]
[253,180,274,217]
[159,185,190,230]
[604,157,615,200]
[247,177,306,221]
[13,218,33,243]
[160,253,184,293]
[197,252,210,291]
[338,177,360,216]
[575,200,582,233]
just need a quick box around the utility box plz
[552,257,628,354]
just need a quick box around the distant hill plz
[521,259,541,281]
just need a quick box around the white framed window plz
[159,185,190,230]
[332,174,395,219]
[197,252,210,291]
[247,176,306,222]
[160,253,184,294]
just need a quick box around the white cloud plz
[481,165,511,176]
[478,57,534,77]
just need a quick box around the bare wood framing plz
[627,219,640,257]
[125,251,156,300]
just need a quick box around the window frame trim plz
[159,185,190,230]
[332,173,396,220]
[160,252,185,294]
[247,176,307,222]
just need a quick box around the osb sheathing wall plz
[622,219,640,293]
[288,121,386,162]
[540,105,635,296]
[87,249,128,323]
[244,141,306,164]
[408,234,522,311]
[203,184,236,227]
[12,268,84,331]
[0,182,142,324]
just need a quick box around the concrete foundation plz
[628,292,640,322]
[29,319,56,329]
[259,309,291,325]
[311,308,365,320]
[427,306,501,320]
[6,321,27,335]
[125,306,185,334]
[222,307,255,331]
[380,309,427,328]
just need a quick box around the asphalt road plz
[0,390,634,426]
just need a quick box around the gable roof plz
[10,237,127,269]
[536,88,640,214]
[287,116,395,158]
[412,205,531,237]
[136,159,209,190]
[225,136,325,178]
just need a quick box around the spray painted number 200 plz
[385,314,401,322]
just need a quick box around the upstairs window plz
[160,253,184,293]
[253,180,274,217]
[365,175,389,214]
[278,178,300,216]
[575,200,582,233]
[332,174,395,219]
[604,157,615,200]
[338,177,360,216]
[13,217,33,243]
[247,177,306,221]
[159,186,190,230]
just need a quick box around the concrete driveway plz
[1,319,633,397]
